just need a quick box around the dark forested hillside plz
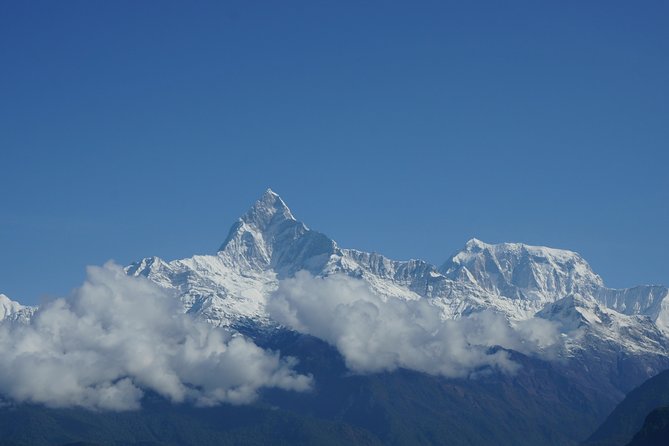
[0,332,661,446]
[624,407,669,446]
[583,370,669,446]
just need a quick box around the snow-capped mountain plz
[2,187,668,444]
[126,189,669,358]
[537,294,667,355]
[440,238,604,304]
[596,286,669,334]
[0,294,35,324]
[218,190,337,277]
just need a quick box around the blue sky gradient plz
[1,1,667,304]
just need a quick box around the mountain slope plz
[258,330,622,446]
[596,286,669,335]
[626,407,669,446]
[583,370,669,446]
[0,398,383,446]
[0,331,623,446]
[537,294,668,356]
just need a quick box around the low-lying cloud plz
[269,272,560,378]
[0,263,311,411]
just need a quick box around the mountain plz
[441,238,604,305]
[123,189,669,444]
[537,294,667,356]
[4,189,669,445]
[596,287,669,335]
[0,333,621,446]
[437,239,668,332]
[0,293,35,323]
[127,189,669,363]
[583,370,669,446]
[625,407,669,446]
[0,396,383,446]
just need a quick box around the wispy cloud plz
[0,263,311,411]
[269,272,560,377]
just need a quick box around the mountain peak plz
[0,293,34,323]
[441,239,604,302]
[216,189,336,275]
[464,238,488,250]
[218,189,298,255]
[241,188,296,229]
[456,239,590,264]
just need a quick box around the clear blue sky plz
[1,1,667,305]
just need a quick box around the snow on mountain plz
[218,189,337,277]
[596,286,669,335]
[126,189,336,328]
[0,293,35,323]
[125,253,276,327]
[125,189,669,356]
[440,238,604,304]
[127,189,433,326]
[536,293,667,355]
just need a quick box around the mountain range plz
[1,188,668,446]
[121,189,669,360]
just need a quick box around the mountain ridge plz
[123,189,669,360]
[2,189,669,446]
[4,189,668,390]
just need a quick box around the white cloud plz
[268,272,561,378]
[0,263,311,411]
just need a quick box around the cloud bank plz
[0,263,311,411]
[269,272,560,377]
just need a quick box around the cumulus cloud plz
[268,272,561,378]
[0,263,311,411]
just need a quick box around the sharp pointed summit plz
[217,189,336,275]
[241,188,296,230]
[218,189,299,254]
[464,238,487,250]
